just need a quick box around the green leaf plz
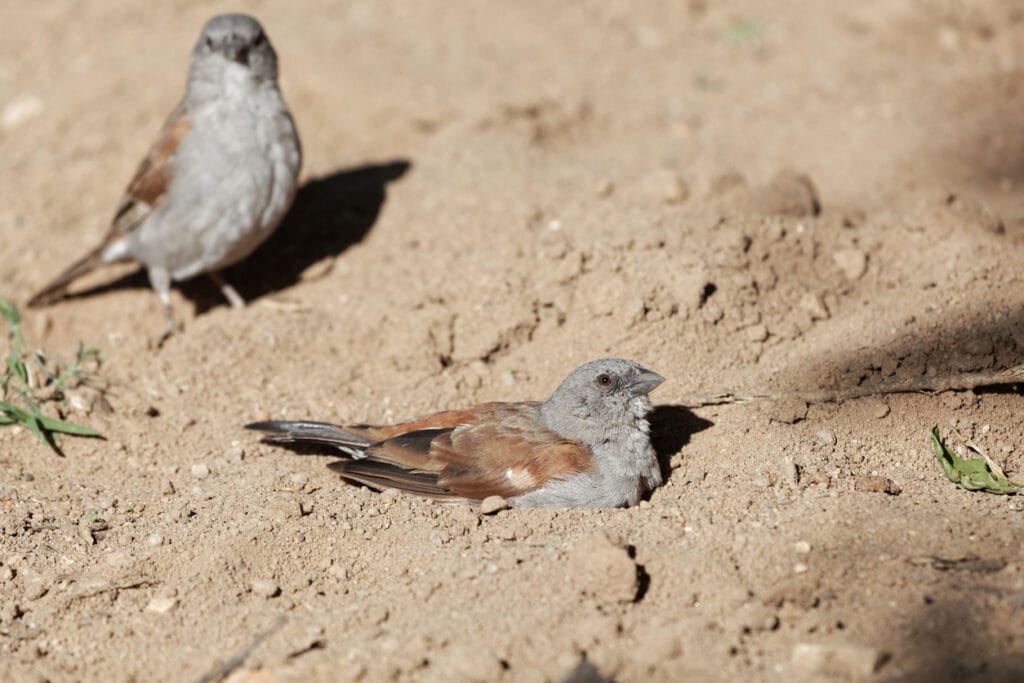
[930,426,1022,495]
[35,414,101,437]
[0,298,19,326]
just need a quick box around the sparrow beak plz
[627,369,665,396]
[229,44,251,65]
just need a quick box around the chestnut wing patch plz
[330,417,594,503]
[108,104,191,239]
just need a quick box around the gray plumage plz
[248,358,666,509]
[28,14,301,335]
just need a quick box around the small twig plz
[192,615,287,683]
[61,577,160,607]
[678,364,1024,408]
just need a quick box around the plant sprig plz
[0,298,104,449]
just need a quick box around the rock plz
[1,94,44,131]
[750,169,821,217]
[224,444,246,462]
[799,293,829,321]
[746,324,769,342]
[640,167,690,205]
[769,399,808,424]
[794,541,812,554]
[267,494,303,522]
[855,475,901,495]
[815,428,837,446]
[146,595,178,614]
[791,642,887,677]
[190,463,210,479]
[479,496,509,515]
[866,398,890,419]
[833,248,868,280]
[781,456,800,486]
[251,579,280,598]
[146,533,164,547]
[20,567,48,601]
[566,532,638,604]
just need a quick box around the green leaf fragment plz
[930,426,1022,495]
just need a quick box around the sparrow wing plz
[27,104,191,307]
[109,103,191,239]
[330,404,594,502]
[245,420,372,451]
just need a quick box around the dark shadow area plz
[648,404,714,483]
[59,160,411,312]
[879,596,1024,683]
[220,159,411,307]
[778,303,1024,401]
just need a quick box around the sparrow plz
[246,358,666,508]
[27,13,302,336]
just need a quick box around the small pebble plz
[479,496,509,515]
[833,248,868,280]
[815,428,837,446]
[746,324,769,342]
[793,562,809,574]
[20,567,48,601]
[794,541,812,554]
[146,596,178,614]
[1,94,44,130]
[290,473,309,490]
[855,475,901,495]
[251,579,280,598]
[867,399,890,419]
[190,464,210,479]
[146,533,164,547]
[224,444,245,462]
[792,642,887,676]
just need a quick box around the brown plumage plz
[246,358,667,508]
[250,403,593,503]
[27,107,190,308]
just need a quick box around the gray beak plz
[627,369,665,396]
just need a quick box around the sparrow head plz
[541,358,665,446]
[191,14,279,84]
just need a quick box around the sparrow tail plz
[27,246,108,307]
[245,420,373,456]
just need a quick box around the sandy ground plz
[3,1,1024,681]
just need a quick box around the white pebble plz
[251,579,280,598]
[146,596,178,614]
[146,533,164,547]
[190,464,210,479]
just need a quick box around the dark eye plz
[205,36,214,49]
[596,373,612,387]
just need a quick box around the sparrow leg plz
[147,267,177,345]
[208,272,246,309]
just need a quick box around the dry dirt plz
[3,1,1024,681]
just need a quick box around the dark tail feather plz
[27,246,107,307]
[245,420,373,450]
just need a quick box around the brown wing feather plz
[27,104,191,307]
[341,403,512,442]
[335,403,594,502]
[108,103,191,239]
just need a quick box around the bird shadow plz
[61,160,411,312]
[648,404,713,484]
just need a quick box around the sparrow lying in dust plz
[247,358,666,508]
[28,14,301,336]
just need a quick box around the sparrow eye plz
[596,373,613,387]
[204,36,214,49]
